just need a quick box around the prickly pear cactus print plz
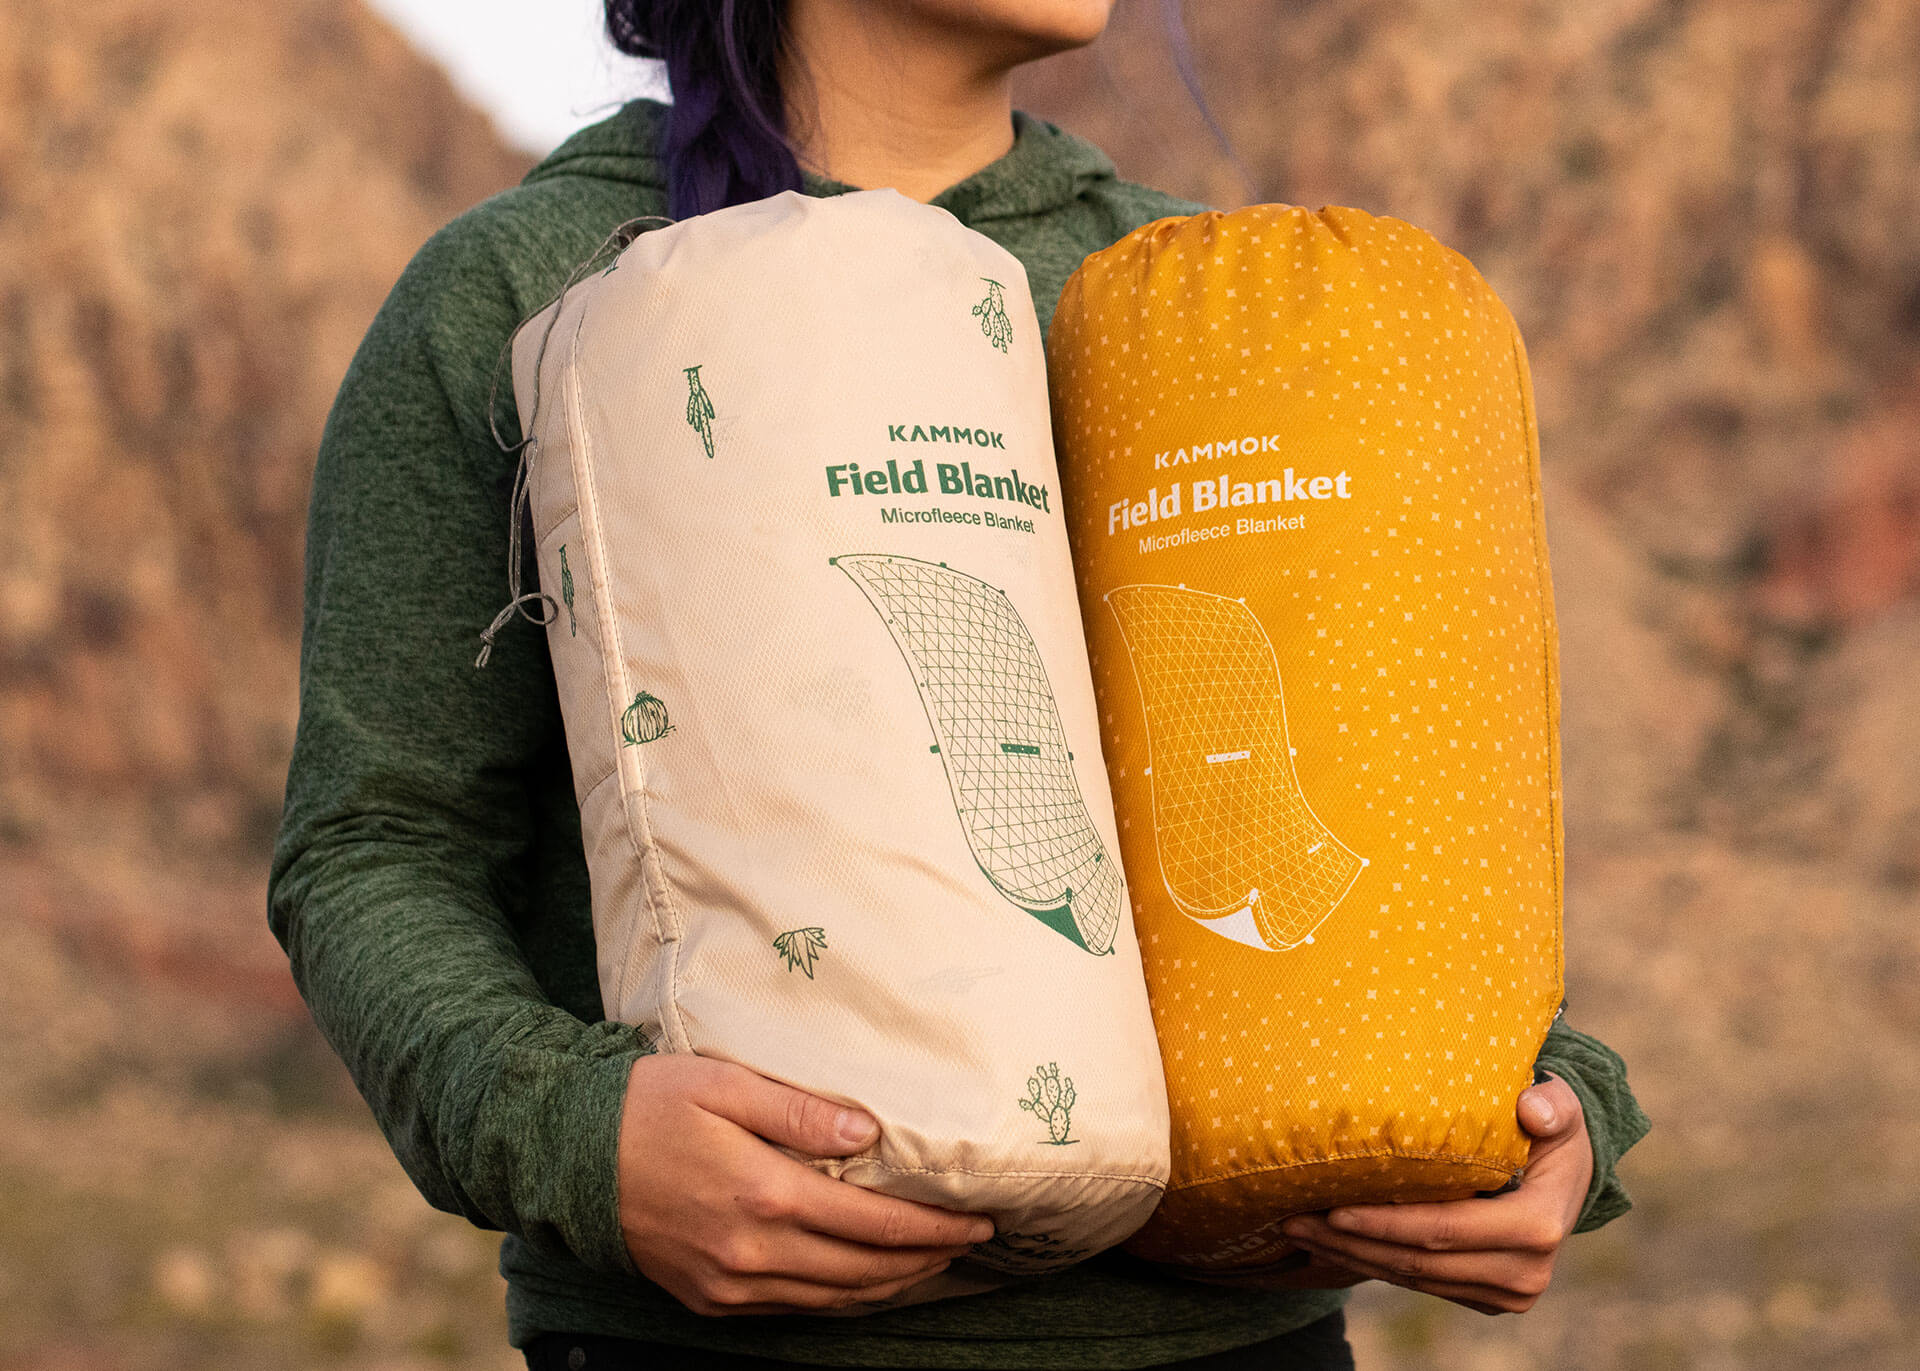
[972,278,1013,353]
[1017,1062,1078,1145]
[684,364,716,459]
[772,926,828,979]
[559,544,577,636]
[620,690,675,746]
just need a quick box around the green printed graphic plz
[559,544,577,636]
[972,278,1013,353]
[620,690,675,746]
[833,554,1123,955]
[1017,1062,1077,1145]
[772,926,829,979]
[973,1229,1095,1272]
[684,364,716,459]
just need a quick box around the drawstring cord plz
[475,215,672,669]
[473,437,555,668]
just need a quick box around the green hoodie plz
[269,99,1648,1367]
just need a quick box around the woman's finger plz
[689,1057,882,1157]
[1320,1251,1543,1313]
[678,1127,991,1258]
[1284,1223,1547,1293]
[730,1225,977,1289]
[1284,1235,1546,1313]
[1282,1221,1551,1305]
[688,1061,996,1250]
[784,1162,995,1249]
[1291,1190,1567,1255]
[688,1262,954,1317]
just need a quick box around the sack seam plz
[565,308,690,1055]
[1509,319,1568,1035]
[833,1157,1168,1189]
[562,314,653,1006]
[1168,1147,1519,1195]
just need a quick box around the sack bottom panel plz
[1127,1152,1520,1271]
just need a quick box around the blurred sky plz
[366,0,667,153]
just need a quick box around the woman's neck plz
[779,2,1019,202]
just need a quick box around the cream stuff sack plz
[504,190,1169,1300]
[1047,205,1565,1278]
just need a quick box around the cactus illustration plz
[1017,1062,1078,1145]
[972,278,1013,353]
[772,926,829,979]
[684,364,716,458]
[559,544,577,636]
[620,690,675,746]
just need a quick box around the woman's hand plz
[1274,1073,1595,1314]
[616,1054,995,1316]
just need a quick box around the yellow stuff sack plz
[1047,205,1565,1277]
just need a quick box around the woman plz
[268,1,1649,1367]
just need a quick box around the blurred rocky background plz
[2,0,1914,1367]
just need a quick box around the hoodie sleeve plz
[1536,1013,1650,1233]
[267,201,653,1280]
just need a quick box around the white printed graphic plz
[1106,583,1366,951]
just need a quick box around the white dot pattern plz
[1049,205,1567,1271]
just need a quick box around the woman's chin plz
[915,0,1116,56]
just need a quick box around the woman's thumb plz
[707,1065,879,1156]
[1518,1073,1580,1139]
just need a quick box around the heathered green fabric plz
[268,98,1649,1366]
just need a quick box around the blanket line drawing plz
[1105,583,1365,951]
[834,553,1122,955]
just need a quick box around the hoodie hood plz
[522,98,1123,227]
